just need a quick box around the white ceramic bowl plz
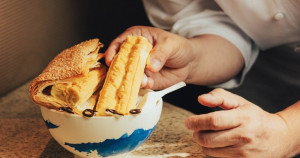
[40,89,163,158]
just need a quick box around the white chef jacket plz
[142,0,300,88]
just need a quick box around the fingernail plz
[150,58,161,71]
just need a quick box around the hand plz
[104,26,195,90]
[185,88,294,158]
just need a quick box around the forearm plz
[277,100,300,157]
[186,34,244,86]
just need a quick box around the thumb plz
[198,88,247,110]
[147,43,172,72]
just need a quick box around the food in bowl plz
[30,36,152,116]
[29,36,160,157]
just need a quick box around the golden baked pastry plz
[30,36,152,117]
[96,36,152,116]
[29,39,107,115]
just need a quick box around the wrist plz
[185,36,204,84]
[276,101,300,157]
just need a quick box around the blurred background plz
[0,0,212,114]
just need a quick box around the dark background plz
[0,0,212,114]
[71,0,153,50]
[72,0,213,114]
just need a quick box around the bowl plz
[40,89,163,158]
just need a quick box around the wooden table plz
[0,81,205,158]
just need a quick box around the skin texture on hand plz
[185,88,298,158]
[105,26,244,90]
[106,26,300,157]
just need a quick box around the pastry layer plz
[50,68,106,108]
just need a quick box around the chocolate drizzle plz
[105,109,124,116]
[58,107,74,114]
[129,109,141,114]
[82,109,97,117]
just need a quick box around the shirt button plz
[274,12,284,20]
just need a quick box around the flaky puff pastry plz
[29,39,107,115]
[96,36,152,116]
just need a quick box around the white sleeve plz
[142,0,259,89]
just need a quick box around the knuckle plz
[235,150,248,158]
[207,114,220,129]
[153,45,167,54]
[189,118,202,130]
[197,134,211,147]
[209,88,226,100]
[164,36,172,42]
[237,134,252,143]
[161,35,175,46]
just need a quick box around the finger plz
[185,110,241,131]
[146,45,167,72]
[104,36,127,66]
[202,146,245,158]
[141,74,148,88]
[104,26,155,66]
[144,77,154,89]
[193,128,248,148]
[146,36,177,72]
[198,88,248,110]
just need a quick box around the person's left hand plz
[184,88,294,158]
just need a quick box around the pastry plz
[29,39,107,115]
[30,36,152,117]
[96,36,152,116]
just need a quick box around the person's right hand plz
[105,26,195,90]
